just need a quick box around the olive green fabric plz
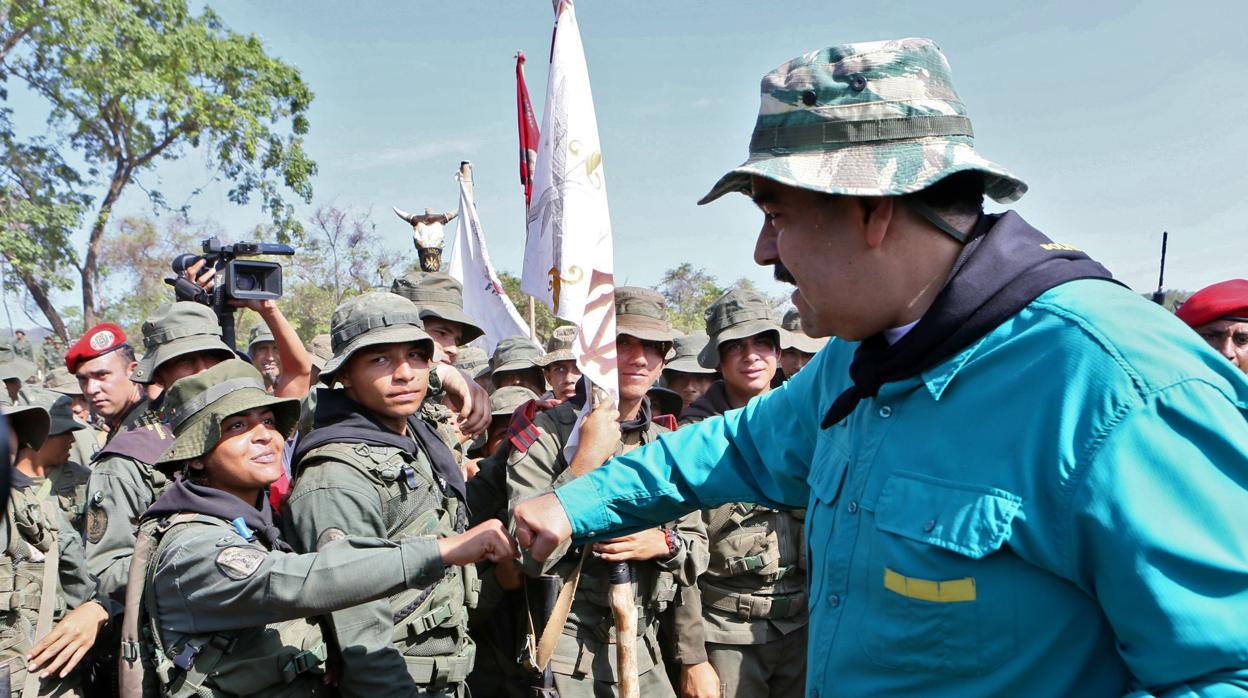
[698,289,782,369]
[43,367,82,395]
[533,326,577,368]
[0,341,37,382]
[614,287,678,343]
[665,332,716,375]
[307,333,332,371]
[489,386,538,417]
[24,387,86,437]
[451,345,489,376]
[780,308,828,354]
[489,336,543,374]
[391,271,485,343]
[130,302,234,384]
[157,359,300,464]
[247,324,275,353]
[0,391,49,449]
[319,291,434,381]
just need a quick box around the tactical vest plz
[300,441,480,686]
[0,484,72,696]
[699,504,808,621]
[129,515,331,698]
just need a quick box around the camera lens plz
[236,274,258,291]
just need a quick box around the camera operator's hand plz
[183,258,218,292]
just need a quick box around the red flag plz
[516,51,541,208]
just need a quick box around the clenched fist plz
[512,493,574,563]
[438,519,517,565]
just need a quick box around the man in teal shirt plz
[514,38,1248,696]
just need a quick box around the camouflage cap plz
[247,324,275,353]
[452,345,489,376]
[490,386,538,417]
[131,302,234,384]
[665,332,717,375]
[43,367,82,395]
[780,308,829,354]
[615,287,678,343]
[699,37,1026,207]
[533,325,577,368]
[157,359,300,466]
[0,342,37,382]
[647,385,683,417]
[489,336,544,375]
[307,333,332,371]
[24,387,85,437]
[0,391,49,450]
[390,271,485,344]
[699,288,782,369]
[320,292,434,382]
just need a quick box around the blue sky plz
[20,0,1248,318]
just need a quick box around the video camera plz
[168,236,295,349]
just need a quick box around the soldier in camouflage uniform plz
[122,359,513,697]
[778,308,826,381]
[452,346,490,394]
[21,389,94,532]
[45,367,103,466]
[487,337,545,396]
[65,324,146,439]
[41,334,65,376]
[674,289,806,698]
[532,326,581,401]
[505,287,708,697]
[0,340,39,405]
[13,329,34,363]
[284,291,497,697]
[247,324,280,389]
[660,333,717,415]
[2,393,112,696]
[391,271,486,367]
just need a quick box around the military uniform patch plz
[215,546,267,580]
[317,527,348,549]
[85,506,108,544]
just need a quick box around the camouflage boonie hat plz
[0,391,49,450]
[44,367,82,396]
[307,333,332,371]
[699,289,782,369]
[131,302,234,384]
[615,287,679,343]
[699,37,1026,206]
[390,272,485,344]
[247,324,275,353]
[665,332,716,375]
[533,326,577,368]
[320,292,433,382]
[647,385,683,417]
[157,359,300,466]
[781,308,829,354]
[489,336,543,376]
[0,342,37,382]
[490,386,538,417]
[24,387,85,437]
[452,345,489,376]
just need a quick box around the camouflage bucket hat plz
[665,332,716,375]
[780,308,829,354]
[490,386,538,417]
[320,292,434,382]
[0,342,37,382]
[390,271,485,344]
[247,324,275,353]
[0,392,49,450]
[699,37,1026,206]
[24,387,85,437]
[699,289,782,369]
[647,385,683,417]
[533,326,577,368]
[157,359,300,466]
[490,336,544,375]
[452,345,489,376]
[615,287,679,343]
[131,302,235,384]
[44,367,82,395]
[307,333,332,371]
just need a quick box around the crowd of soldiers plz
[4,33,1248,698]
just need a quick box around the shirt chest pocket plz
[859,472,1021,676]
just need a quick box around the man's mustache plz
[773,262,796,285]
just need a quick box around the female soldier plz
[116,359,513,697]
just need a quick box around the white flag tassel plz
[448,168,530,354]
[522,0,619,413]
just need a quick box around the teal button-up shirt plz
[555,279,1248,696]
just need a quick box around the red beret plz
[1176,279,1248,329]
[66,323,129,373]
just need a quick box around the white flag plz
[522,0,618,414]
[448,169,529,354]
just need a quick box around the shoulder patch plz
[85,507,108,544]
[215,546,267,581]
[316,527,348,549]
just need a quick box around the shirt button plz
[846,500,859,514]
[923,519,937,533]
[828,593,841,608]
[878,405,892,418]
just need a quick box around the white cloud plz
[341,139,483,170]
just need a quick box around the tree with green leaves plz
[0,0,316,335]
[96,214,202,340]
[655,262,725,333]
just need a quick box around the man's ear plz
[856,196,895,249]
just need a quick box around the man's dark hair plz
[904,171,985,225]
[14,330,24,337]
[115,344,137,364]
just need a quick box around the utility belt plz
[700,582,807,621]
[400,644,475,688]
[152,629,328,697]
[721,553,800,583]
